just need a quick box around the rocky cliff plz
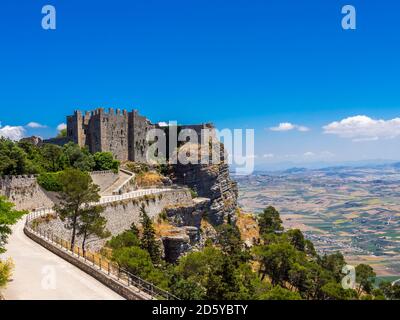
[168,142,238,225]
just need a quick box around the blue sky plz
[1,0,400,169]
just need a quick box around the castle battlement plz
[67,108,154,162]
[66,108,212,163]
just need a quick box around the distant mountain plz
[252,159,400,173]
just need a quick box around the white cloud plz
[323,115,400,141]
[270,122,295,131]
[303,152,315,157]
[0,125,26,141]
[57,123,67,131]
[263,153,275,158]
[297,126,310,132]
[26,122,47,129]
[269,122,310,132]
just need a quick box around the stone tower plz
[67,108,153,161]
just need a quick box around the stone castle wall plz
[67,108,215,164]
[0,176,55,211]
[67,108,153,162]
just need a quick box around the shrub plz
[94,152,120,172]
[136,171,163,187]
[0,258,14,288]
[37,172,62,191]
[190,188,198,198]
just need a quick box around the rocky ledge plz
[168,142,238,225]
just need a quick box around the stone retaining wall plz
[0,176,55,211]
[39,189,194,252]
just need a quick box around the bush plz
[0,258,14,288]
[136,171,163,187]
[190,188,198,198]
[94,152,120,172]
[37,172,62,191]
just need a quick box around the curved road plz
[2,218,124,300]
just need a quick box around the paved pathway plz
[1,187,177,300]
[2,216,124,300]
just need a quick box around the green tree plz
[57,128,67,138]
[107,230,141,250]
[216,222,244,258]
[259,285,302,300]
[169,276,206,300]
[130,222,140,238]
[320,252,347,282]
[205,256,241,300]
[59,142,95,171]
[258,206,284,235]
[42,144,63,172]
[112,246,168,289]
[355,264,376,295]
[304,239,317,257]
[94,152,120,172]
[54,169,101,250]
[286,229,306,252]
[254,241,299,285]
[37,172,63,191]
[77,205,110,255]
[140,205,161,265]
[0,196,24,253]
[321,281,358,300]
[0,139,30,175]
[379,281,400,300]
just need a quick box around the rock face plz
[169,144,238,225]
[164,197,210,229]
[162,235,191,263]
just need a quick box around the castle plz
[66,108,214,162]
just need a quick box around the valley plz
[235,164,400,276]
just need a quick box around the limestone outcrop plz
[168,143,238,226]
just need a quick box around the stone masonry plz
[66,108,214,162]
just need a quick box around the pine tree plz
[54,168,101,250]
[77,205,110,255]
[139,205,161,264]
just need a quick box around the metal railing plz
[25,209,178,300]
[98,188,174,204]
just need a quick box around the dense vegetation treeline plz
[0,138,119,177]
[106,205,400,300]
[0,138,120,192]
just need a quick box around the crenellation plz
[66,108,215,164]
[67,108,155,162]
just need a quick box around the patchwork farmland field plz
[236,164,400,276]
